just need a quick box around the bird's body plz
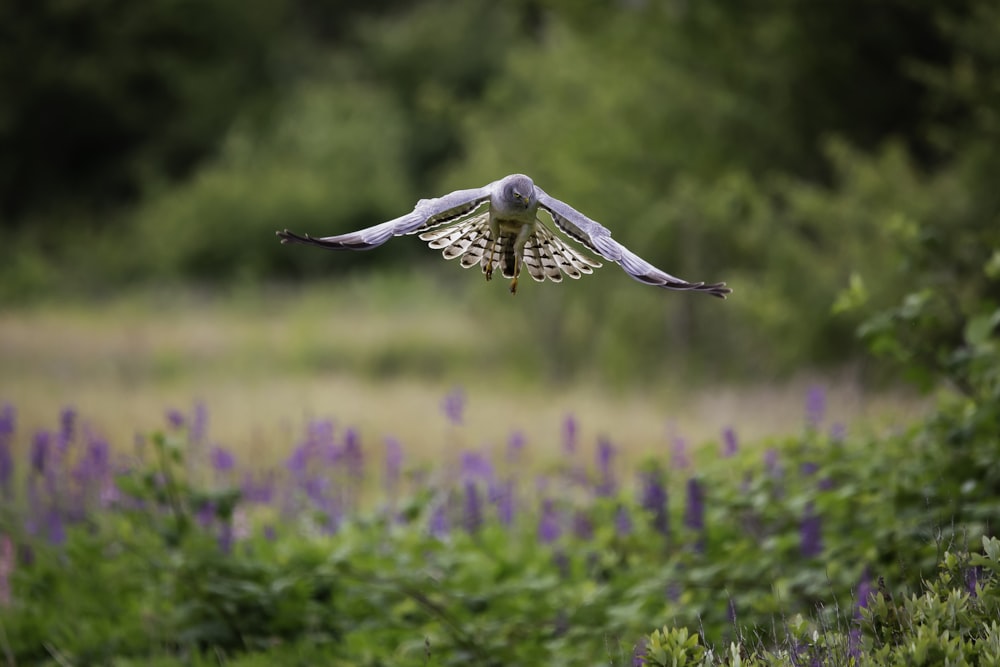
[277,174,731,298]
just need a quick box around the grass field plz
[1,280,928,469]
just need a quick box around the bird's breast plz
[489,206,537,229]
[494,217,534,234]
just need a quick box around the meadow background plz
[1,1,999,664]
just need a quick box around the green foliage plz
[644,626,706,666]
[641,536,1000,666]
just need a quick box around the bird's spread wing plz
[276,186,492,251]
[535,187,732,298]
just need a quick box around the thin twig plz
[42,642,72,667]
[0,615,16,667]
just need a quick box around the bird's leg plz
[508,224,531,295]
[508,246,521,294]
[485,218,499,282]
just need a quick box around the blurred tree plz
[847,0,1000,393]
[0,0,289,226]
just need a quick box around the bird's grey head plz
[501,174,536,210]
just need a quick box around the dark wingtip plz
[277,229,309,245]
[705,282,732,299]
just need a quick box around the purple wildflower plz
[309,418,336,451]
[632,638,647,666]
[30,431,51,475]
[429,501,450,539]
[263,525,277,541]
[210,446,235,473]
[302,475,333,511]
[343,427,363,478]
[538,499,562,543]
[0,451,10,500]
[855,570,872,611]
[507,430,525,463]
[800,461,819,477]
[384,437,402,496]
[848,626,862,661]
[830,422,846,441]
[0,404,13,438]
[727,597,738,624]
[165,409,185,430]
[98,473,120,509]
[461,450,494,482]
[286,444,310,476]
[966,566,981,598]
[441,387,465,425]
[218,520,234,555]
[764,448,781,476]
[670,434,689,470]
[805,384,826,430]
[86,437,110,472]
[495,480,515,526]
[683,478,705,531]
[614,504,633,536]
[572,510,594,541]
[0,405,13,499]
[462,481,483,534]
[46,509,65,546]
[191,401,209,445]
[849,569,872,660]
[552,550,570,578]
[319,499,342,535]
[800,501,823,557]
[0,534,13,607]
[71,436,112,512]
[562,414,578,456]
[241,471,275,504]
[639,470,669,537]
[722,427,738,457]
[59,407,76,447]
[595,437,617,497]
[196,502,215,528]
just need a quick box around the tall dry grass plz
[0,282,929,467]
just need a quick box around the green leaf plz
[965,310,1000,347]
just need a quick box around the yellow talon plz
[509,277,518,295]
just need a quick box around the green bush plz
[642,536,1000,666]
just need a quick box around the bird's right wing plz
[277,186,493,251]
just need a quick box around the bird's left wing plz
[277,186,493,251]
[535,187,731,298]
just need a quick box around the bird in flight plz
[277,173,731,298]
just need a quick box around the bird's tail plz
[419,211,500,277]
[498,231,518,279]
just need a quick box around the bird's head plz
[503,174,536,209]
